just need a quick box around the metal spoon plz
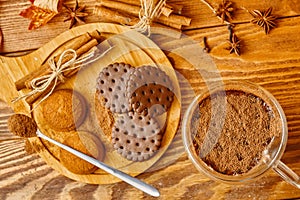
[8,114,160,197]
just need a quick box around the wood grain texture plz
[1,0,300,54]
[1,0,300,199]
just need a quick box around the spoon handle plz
[37,130,160,197]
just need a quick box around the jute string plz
[130,0,166,36]
[12,49,94,111]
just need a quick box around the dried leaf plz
[20,0,63,30]
[20,5,57,30]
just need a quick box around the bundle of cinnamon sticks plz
[14,30,103,105]
[94,0,191,38]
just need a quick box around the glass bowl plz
[181,80,296,185]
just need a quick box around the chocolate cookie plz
[59,131,105,174]
[130,83,174,116]
[40,89,87,132]
[116,112,162,138]
[112,131,162,161]
[127,65,174,116]
[96,62,134,113]
[111,112,163,161]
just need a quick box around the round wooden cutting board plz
[0,23,181,184]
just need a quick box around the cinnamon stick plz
[95,5,182,29]
[99,0,191,28]
[100,0,151,7]
[156,16,182,30]
[15,33,90,91]
[159,12,191,27]
[25,39,99,105]
[160,5,173,17]
[107,0,183,15]
[94,6,139,25]
[165,3,183,15]
[88,30,104,42]
[100,0,140,16]
[94,6,182,38]
[15,30,102,91]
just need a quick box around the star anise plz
[215,0,234,23]
[250,7,277,34]
[63,0,88,29]
[227,33,241,56]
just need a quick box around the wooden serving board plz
[0,23,181,184]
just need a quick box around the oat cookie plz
[59,131,105,174]
[40,89,87,132]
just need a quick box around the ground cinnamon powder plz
[24,139,36,154]
[191,90,281,175]
[8,114,37,138]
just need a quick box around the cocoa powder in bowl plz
[191,87,281,176]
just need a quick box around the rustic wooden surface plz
[1,0,300,199]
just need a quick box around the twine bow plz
[12,49,94,111]
[130,0,166,36]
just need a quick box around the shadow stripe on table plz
[0,137,24,142]
[0,154,45,174]
[0,161,49,186]
[67,183,100,200]
[0,108,13,115]
[0,115,13,122]
[31,176,75,200]
[0,142,23,149]
[0,146,24,157]
[0,144,23,152]
[0,122,8,126]
[0,157,46,179]
[61,181,90,196]
[0,168,53,200]
[17,174,69,200]
[0,154,40,171]
[0,151,29,166]
[0,139,24,146]
[0,148,26,160]
[0,130,11,134]
[0,139,24,148]
[0,139,23,149]
[0,141,24,151]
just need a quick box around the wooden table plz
[1,0,300,199]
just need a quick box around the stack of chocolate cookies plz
[96,63,175,161]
